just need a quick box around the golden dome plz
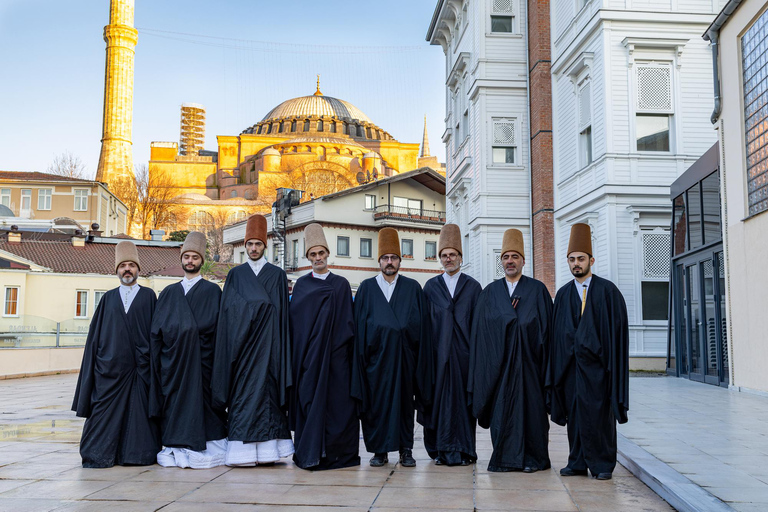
[261,94,371,123]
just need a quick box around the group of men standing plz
[73,214,628,481]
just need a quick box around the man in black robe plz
[289,223,360,470]
[72,241,160,468]
[352,227,431,468]
[211,214,294,466]
[550,223,629,480]
[468,229,552,472]
[150,231,227,469]
[421,223,481,466]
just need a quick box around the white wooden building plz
[550,0,725,366]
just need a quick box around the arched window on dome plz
[366,127,372,139]
[317,120,324,132]
[291,146,297,153]
[188,211,214,233]
[303,120,310,132]
[305,146,312,153]
[357,125,364,137]
[291,120,297,132]
[333,147,340,154]
[258,125,264,135]
[343,122,348,135]
[330,121,337,133]
[227,210,246,224]
[231,190,238,198]
[376,130,382,140]
[279,121,284,133]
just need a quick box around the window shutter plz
[642,232,671,278]
[492,0,514,14]
[636,64,673,113]
[493,119,516,146]
[494,250,504,278]
[579,82,592,130]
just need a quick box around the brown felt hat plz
[304,223,329,257]
[244,214,267,245]
[115,240,140,272]
[438,223,462,257]
[501,229,525,259]
[181,231,206,261]
[378,227,401,259]
[567,223,593,256]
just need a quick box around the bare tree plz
[47,151,89,179]
[136,164,182,240]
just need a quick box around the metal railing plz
[0,316,88,348]
[372,205,446,224]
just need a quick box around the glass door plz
[686,263,704,382]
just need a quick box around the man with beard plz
[550,223,629,480]
[150,231,227,469]
[72,241,160,467]
[212,214,294,466]
[468,229,552,473]
[421,224,481,466]
[352,227,431,468]
[289,223,360,470]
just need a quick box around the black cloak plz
[351,275,432,453]
[149,279,226,451]
[211,262,292,443]
[468,275,552,472]
[289,272,360,470]
[421,272,481,465]
[549,275,629,475]
[72,286,160,468]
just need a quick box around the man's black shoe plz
[596,472,612,480]
[434,458,445,465]
[560,467,588,476]
[399,449,416,467]
[460,457,472,466]
[522,466,537,473]
[369,453,388,467]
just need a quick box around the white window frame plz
[75,290,89,319]
[402,238,414,259]
[337,236,350,257]
[491,117,518,166]
[20,189,32,215]
[93,290,107,314]
[37,188,52,211]
[360,238,372,259]
[633,61,675,153]
[490,0,516,34]
[4,286,20,317]
[74,188,89,212]
[425,241,437,261]
[364,194,376,211]
[1,188,11,207]
[578,79,593,168]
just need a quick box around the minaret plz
[420,115,431,157]
[95,0,138,184]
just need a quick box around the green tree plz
[167,230,190,242]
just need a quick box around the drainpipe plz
[710,32,721,125]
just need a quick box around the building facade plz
[705,0,768,394]
[223,169,446,290]
[0,171,128,236]
[550,0,725,366]
[427,0,539,287]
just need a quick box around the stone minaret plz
[420,115,431,157]
[95,0,138,184]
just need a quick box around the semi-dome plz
[261,94,371,123]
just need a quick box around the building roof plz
[321,167,446,201]
[704,0,744,40]
[0,232,184,277]
[0,171,96,184]
[260,93,371,124]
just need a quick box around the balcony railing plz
[372,205,446,225]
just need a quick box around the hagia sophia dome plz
[261,94,372,124]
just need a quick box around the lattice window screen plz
[643,232,671,278]
[493,119,516,146]
[494,250,504,279]
[636,65,673,112]
[493,0,514,14]
[579,82,592,130]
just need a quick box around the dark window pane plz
[425,241,437,260]
[702,259,718,377]
[491,16,512,33]
[637,114,670,151]
[402,239,414,258]
[687,264,702,375]
[673,194,687,255]
[492,146,515,164]
[702,171,722,244]
[337,237,349,256]
[360,238,372,258]
[716,252,729,382]
[687,183,702,250]
[642,281,669,320]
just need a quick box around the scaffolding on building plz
[180,103,206,156]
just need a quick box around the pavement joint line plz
[617,432,735,512]
[366,465,395,510]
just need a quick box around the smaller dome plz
[363,152,378,159]
[262,148,281,157]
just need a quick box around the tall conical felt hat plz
[244,215,267,245]
[181,231,206,261]
[438,223,462,256]
[567,223,593,256]
[115,240,140,272]
[304,223,329,257]
[501,229,525,259]
[378,227,400,259]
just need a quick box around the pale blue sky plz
[0,0,445,178]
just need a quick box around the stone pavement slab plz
[0,374,673,511]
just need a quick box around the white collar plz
[312,271,330,280]
[247,257,267,275]
[443,270,461,281]
[119,283,139,294]
[377,273,399,286]
[574,275,592,290]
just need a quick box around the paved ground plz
[0,374,672,512]
[621,377,768,512]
